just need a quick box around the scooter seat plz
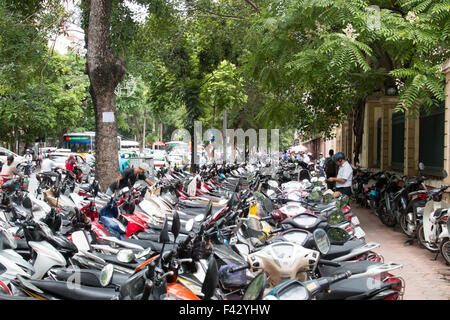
[51,267,130,288]
[28,279,117,300]
[316,277,393,300]
[319,260,381,278]
[92,252,141,270]
[311,203,335,211]
[118,237,176,253]
[136,232,188,243]
[176,205,223,216]
[321,239,366,260]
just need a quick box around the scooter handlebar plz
[329,271,352,284]
[228,263,250,273]
[318,259,342,267]
[269,228,283,235]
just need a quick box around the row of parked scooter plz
[0,160,405,300]
[352,163,450,265]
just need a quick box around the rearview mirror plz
[328,211,345,225]
[327,227,351,244]
[418,162,425,171]
[159,218,170,244]
[0,227,17,249]
[100,264,114,287]
[263,198,274,213]
[201,255,219,300]
[243,272,266,300]
[194,214,205,222]
[171,211,181,242]
[185,219,194,232]
[313,228,330,255]
[117,249,134,263]
[205,200,213,217]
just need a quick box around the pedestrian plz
[324,149,337,190]
[0,155,27,180]
[41,155,64,173]
[106,162,155,196]
[85,151,95,164]
[303,152,311,164]
[319,152,326,167]
[327,152,353,197]
[282,150,289,161]
[318,152,326,176]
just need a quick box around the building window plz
[419,102,445,177]
[391,112,405,171]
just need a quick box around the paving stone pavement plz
[353,202,450,300]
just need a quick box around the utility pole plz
[142,110,146,152]
[223,110,227,164]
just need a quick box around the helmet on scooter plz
[369,189,380,201]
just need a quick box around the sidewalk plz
[354,203,450,300]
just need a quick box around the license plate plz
[354,227,366,238]
[351,216,360,226]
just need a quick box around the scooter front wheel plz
[417,223,439,253]
[378,203,397,227]
[439,239,450,265]
[399,212,415,237]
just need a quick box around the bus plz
[120,140,140,152]
[62,132,121,157]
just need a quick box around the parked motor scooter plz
[418,182,449,254]
[439,218,450,265]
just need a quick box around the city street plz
[354,202,450,300]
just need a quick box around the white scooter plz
[418,184,449,254]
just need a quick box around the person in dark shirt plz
[324,149,337,190]
[106,162,154,195]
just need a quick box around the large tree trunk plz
[85,0,126,191]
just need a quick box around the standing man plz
[303,152,311,164]
[318,152,326,176]
[327,152,353,197]
[324,149,337,190]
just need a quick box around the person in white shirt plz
[85,151,95,164]
[303,152,311,164]
[327,152,353,197]
[0,155,27,180]
[41,157,64,173]
[318,152,326,176]
[24,150,33,165]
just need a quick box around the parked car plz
[39,147,57,158]
[48,152,92,182]
[152,150,169,167]
[0,147,24,169]
[119,151,138,159]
